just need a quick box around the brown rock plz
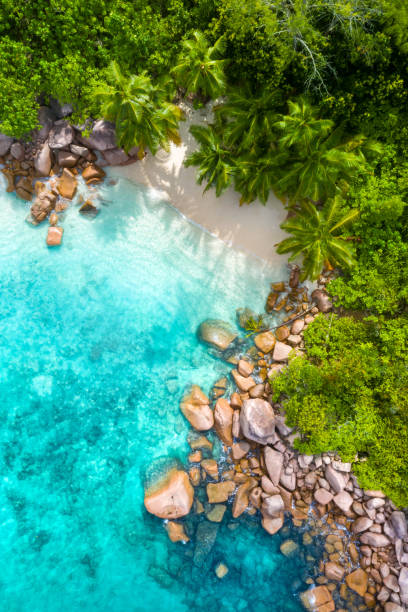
[46,226,63,246]
[325,464,346,493]
[231,370,255,392]
[291,318,305,335]
[352,517,373,534]
[311,289,332,313]
[233,478,256,518]
[188,450,202,463]
[300,586,334,611]
[201,459,218,479]
[238,359,254,377]
[272,341,292,362]
[56,168,78,199]
[264,447,283,486]
[325,562,345,581]
[275,326,290,341]
[249,383,264,398]
[82,163,106,181]
[359,532,390,547]
[49,212,58,226]
[79,200,99,216]
[57,150,79,168]
[262,514,284,535]
[333,490,353,513]
[189,467,201,486]
[15,176,34,201]
[254,331,276,354]
[314,489,333,505]
[180,385,214,431]
[207,481,235,503]
[166,521,189,542]
[189,435,213,451]
[214,398,233,446]
[231,440,250,460]
[262,494,284,518]
[240,398,275,445]
[198,319,237,351]
[206,504,226,523]
[230,393,242,409]
[345,569,368,597]
[144,469,194,519]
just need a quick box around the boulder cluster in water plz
[144,269,408,612]
[0,101,139,246]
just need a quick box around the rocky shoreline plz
[144,271,408,612]
[0,101,139,245]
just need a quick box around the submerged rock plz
[198,319,237,351]
[345,568,368,597]
[166,521,189,543]
[215,562,229,579]
[193,520,219,567]
[144,469,194,519]
[300,585,334,611]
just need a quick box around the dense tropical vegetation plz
[2,0,408,504]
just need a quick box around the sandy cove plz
[111,102,288,266]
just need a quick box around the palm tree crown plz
[277,197,359,280]
[215,87,280,151]
[185,124,235,196]
[172,31,227,98]
[92,61,183,155]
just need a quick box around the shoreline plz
[111,102,289,267]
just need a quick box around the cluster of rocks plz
[0,101,139,246]
[144,271,408,612]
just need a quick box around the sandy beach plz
[113,103,288,266]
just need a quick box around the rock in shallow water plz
[198,319,237,351]
[144,469,193,519]
[180,385,214,431]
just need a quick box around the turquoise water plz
[0,174,313,611]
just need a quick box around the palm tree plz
[234,151,286,205]
[215,87,281,152]
[185,125,235,196]
[276,197,359,280]
[273,99,383,204]
[274,97,333,151]
[172,31,227,99]
[92,61,183,155]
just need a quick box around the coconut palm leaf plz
[277,199,358,280]
[172,31,227,98]
[91,61,183,155]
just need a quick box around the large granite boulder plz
[399,567,408,605]
[262,494,284,518]
[37,106,57,139]
[102,147,129,165]
[359,532,390,547]
[34,142,52,176]
[311,289,332,313]
[240,398,275,445]
[214,398,233,446]
[56,168,78,199]
[10,142,24,161]
[198,319,237,351]
[144,469,194,519]
[0,132,13,156]
[78,119,117,151]
[180,385,214,431]
[49,97,74,119]
[262,514,284,535]
[325,464,346,493]
[264,447,283,486]
[300,585,334,611]
[390,511,408,539]
[48,120,75,149]
[345,569,368,597]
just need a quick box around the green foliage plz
[328,168,408,314]
[185,125,235,196]
[277,197,358,280]
[273,314,408,506]
[172,31,227,98]
[91,61,183,155]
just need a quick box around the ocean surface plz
[0,173,317,611]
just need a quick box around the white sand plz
[112,103,288,266]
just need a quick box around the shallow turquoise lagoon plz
[0,174,314,611]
